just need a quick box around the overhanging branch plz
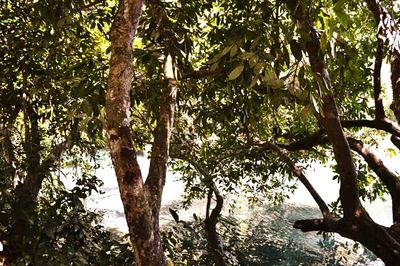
[255,140,330,216]
[293,219,334,232]
[347,138,400,223]
[183,68,224,79]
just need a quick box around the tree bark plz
[285,1,400,264]
[366,0,400,123]
[106,1,178,265]
[286,0,362,219]
[205,182,225,266]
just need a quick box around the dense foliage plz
[2,0,400,264]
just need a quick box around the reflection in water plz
[229,204,382,265]
[86,153,389,265]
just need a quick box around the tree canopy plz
[2,0,400,265]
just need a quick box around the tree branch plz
[293,218,334,232]
[255,140,330,216]
[373,27,385,120]
[182,68,224,79]
[106,1,168,264]
[347,138,400,223]
[286,0,362,219]
[366,0,400,122]
[40,140,70,172]
[276,128,328,151]
[341,118,400,138]
[205,181,225,266]
[170,151,225,265]
[145,52,177,204]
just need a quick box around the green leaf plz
[230,44,238,57]
[335,9,351,28]
[310,94,323,116]
[320,32,328,52]
[169,208,180,223]
[81,100,93,116]
[264,68,285,89]
[300,104,313,119]
[385,147,397,158]
[249,77,259,88]
[334,0,346,11]
[221,45,232,56]
[253,62,264,75]
[228,64,244,80]
[298,66,305,84]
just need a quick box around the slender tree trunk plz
[204,182,225,266]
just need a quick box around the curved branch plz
[256,140,330,216]
[170,152,225,265]
[276,131,400,223]
[205,181,225,266]
[341,118,400,138]
[347,138,400,224]
[286,0,362,218]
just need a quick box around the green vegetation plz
[1,0,400,264]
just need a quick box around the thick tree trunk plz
[106,0,162,264]
[106,1,177,265]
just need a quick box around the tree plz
[164,0,400,264]
[105,0,180,264]
[283,1,400,264]
[4,0,400,264]
[0,0,116,262]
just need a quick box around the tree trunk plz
[204,182,225,266]
[285,0,400,264]
[106,1,177,265]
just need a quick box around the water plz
[85,143,397,265]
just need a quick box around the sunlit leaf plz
[228,64,244,80]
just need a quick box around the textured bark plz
[286,0,362,219]
[285,1,400,264]
[348,138,400,223]
[366,0,400,123]
[205,182,225,266]
[143,53,177,265]
[106,1,177,264]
